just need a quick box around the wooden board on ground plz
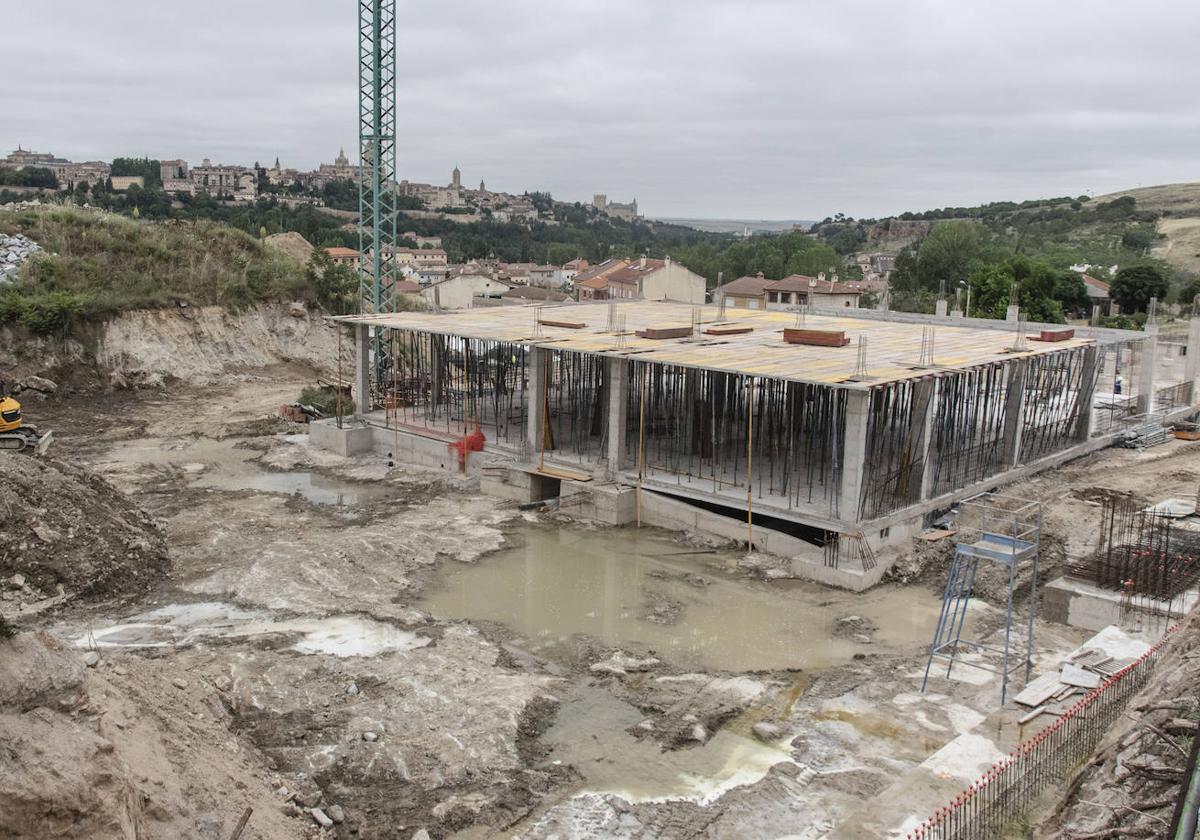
[1014,672,1064,707]
[534,465,593,482]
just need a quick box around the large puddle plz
[97,437,390,506]
[542,682,794,804]
[421,526,944,672]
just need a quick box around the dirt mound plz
[264,231,315,264]
[0,455,168,608]
[0,632,304,840]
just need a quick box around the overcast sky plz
[2,1,1196,219]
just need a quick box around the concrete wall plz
[643,262,706,304]
[1043,576,1198,631]
[421,275,510,309]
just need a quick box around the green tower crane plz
[357,0,398,406]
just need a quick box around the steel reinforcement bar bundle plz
[906,626,1176,840]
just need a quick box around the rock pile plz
[0,233,42,284]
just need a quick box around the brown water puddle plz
[421,525,944,672]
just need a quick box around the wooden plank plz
[783,328,850,347]
[1014,672,1063,707]
[636,326,693,340]
[703,326,754,336]
[539,319,587,329]
[1032,328,1075,342]
[534,465,593,482]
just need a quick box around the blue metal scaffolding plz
[922,493,1042,704]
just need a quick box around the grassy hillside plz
[0,204,318,333]
[1093,183,1200,275]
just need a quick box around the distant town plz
[0,144,1143,324]
[0,145,639,224]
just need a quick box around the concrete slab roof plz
[334,301,1099,388]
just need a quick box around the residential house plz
[52,160,110,187]
[573,257,705,304]
[528,265,560,288]
[714,272,862,310]
[767,273,862,309]
[110,175,145,192]
[421,272,514,309]
[395,279,424,304]
[573,259,634,301]
[324,247,362,271]
[713,273,771,309]
[559,259,589,286]
[1082,275,1114,315]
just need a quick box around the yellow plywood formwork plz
[335,302,1094,388]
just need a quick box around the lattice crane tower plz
[358,0,398,329]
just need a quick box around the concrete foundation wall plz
[635,491,890,591]
[1043,576,1197,631]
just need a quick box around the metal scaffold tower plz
[922,493,1042,704]
[358,0,399,367]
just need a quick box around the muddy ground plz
[4,366,1200,839]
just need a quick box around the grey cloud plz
[1,0,1196,218]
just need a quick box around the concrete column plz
[1184,318,1200,402]
[606,357,629,478]
[912,377,939,500]
[1075,346,1100,441]
[839,388,872,523]
[1002,359,1028,467]
[354,323,370,418]
[526,346,548,460]
[1136,325,1158,414]
[935,299,948,317]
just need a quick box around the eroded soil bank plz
[4,366,1199,839]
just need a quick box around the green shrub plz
[20,291,86,335]
[298,385,355,417]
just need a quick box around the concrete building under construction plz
[314,301,1191,588]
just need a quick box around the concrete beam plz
[1002,360,1028,467]
[1136,326,1158,414]
[526,346,548,460]
[354,324,370,418]
[839,389,871,523]
[606,356,629,478]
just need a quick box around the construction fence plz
[907,625,1176,840]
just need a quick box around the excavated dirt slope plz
[1038,610,1199,838]
[0,303,350,389]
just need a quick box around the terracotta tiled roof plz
[572,259,628,285]
[714,274,771,297]
[501,286,569,301]
[1082,275,1110,297]
[323,247,360,258]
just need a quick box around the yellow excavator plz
[0,382,53,454]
